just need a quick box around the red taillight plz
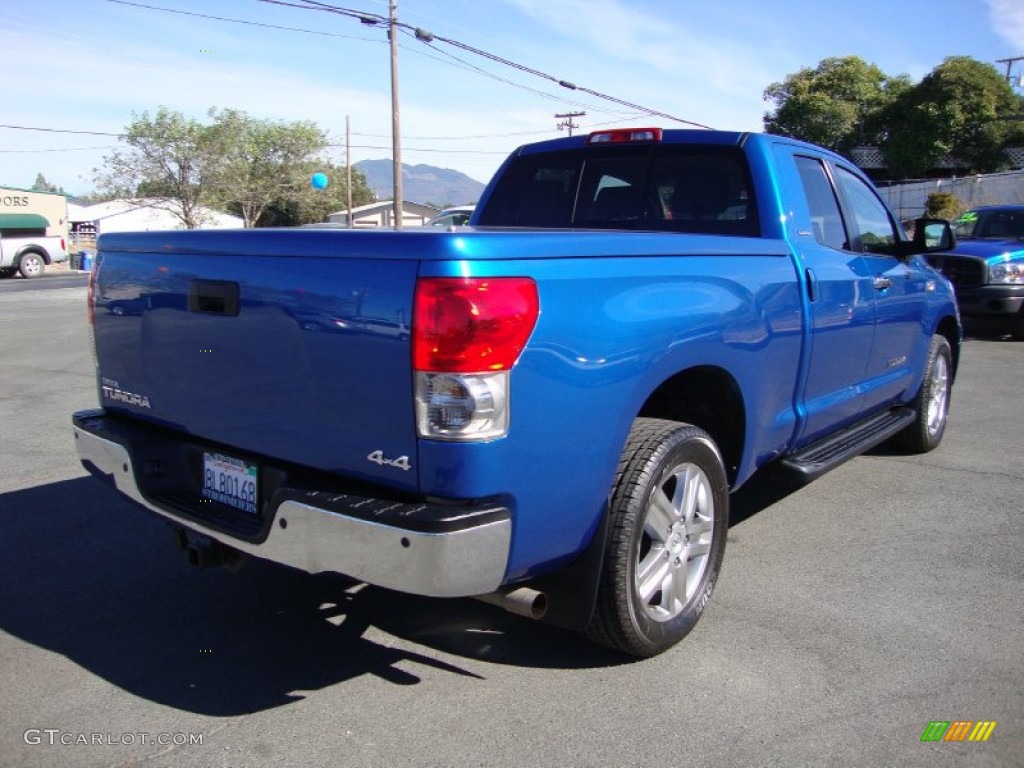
[586,128,662,144]
[413,277,539,373]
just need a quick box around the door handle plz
[872,276,891,291]
[805,267,817,302]
[189,279,240,316]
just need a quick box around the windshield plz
[428,212,472,227]
[953,209,1024,240]
[476,144,760,237]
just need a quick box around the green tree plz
[31,173,64,194]
[94,107,222,229]
[208,109,338,227]
[882,56,1023,177]
[763,56,911,153]
[253,163,375,227]
[924,192,965,220]
[292,162,375,226]
[96,106,373,229]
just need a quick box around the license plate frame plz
[201,451,259,515]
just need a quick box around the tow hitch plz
[173,529,246,571]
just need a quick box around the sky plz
[3,0,1023,196]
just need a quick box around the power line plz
[106,0,379,41]
[11,4,703,164]
[0,124,124,137]
[105,0,705,128]
[0,146,119,153]
[413,29,710,127]
[400,28,630,119]
[259,0,712,129]
[0,123,509,156]
[256,0,386,24]
[100,0,637,132]
[101,0,647,126]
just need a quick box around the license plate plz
[202,452,259,514]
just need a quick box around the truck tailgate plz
[92,234,419,492]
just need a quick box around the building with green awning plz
[0,187,68,239]
[0,213,50,231]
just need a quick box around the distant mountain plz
[355,160,486,207]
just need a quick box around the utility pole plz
[346,115,353,229]
[555,111,585,136]
[389,0,403,229]
[996,56,1024,87]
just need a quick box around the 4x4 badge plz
[367,450,412,471]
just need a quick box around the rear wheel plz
[584,418,728,657]
[0,268,16,279]
[894,334,952,453]
[18,252,45,278]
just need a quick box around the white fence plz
[877,170,1024,222]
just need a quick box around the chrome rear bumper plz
[72,411,511,597]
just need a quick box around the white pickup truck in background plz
[0,216,69,278]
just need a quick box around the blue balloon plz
[311,172,329,190]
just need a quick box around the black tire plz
[0,268,16,279]
[584,418,728,657]
[894,334,952,453]
[17,252,45,279]
[1012,308,1024,341]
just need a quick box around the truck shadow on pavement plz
[728,469,806,527]
[0,477,637,716]
[1,472,802,715]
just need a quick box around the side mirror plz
[911,218,956,252]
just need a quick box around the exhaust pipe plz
[473,586,548,620]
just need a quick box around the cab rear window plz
[477,145,759,237]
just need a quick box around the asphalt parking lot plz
[0,284,1020,767]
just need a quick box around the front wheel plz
[894,334,952,453]
[18,252,45,278]
[584,419,728,657]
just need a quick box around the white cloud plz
[495,0,780,130]
[4,28,385,127]
[1,8,538,189]
[0,0,795,192]
[1,22,393,190]
[987,0,1024,50]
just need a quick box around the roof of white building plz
[68,198,242,230]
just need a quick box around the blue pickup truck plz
[73,129,960,657]
[925,205,1024,339]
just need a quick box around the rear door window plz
[794,155,848,251]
